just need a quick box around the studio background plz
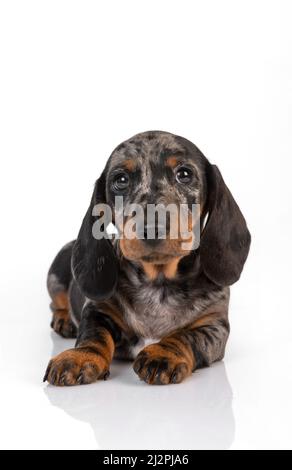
[0,0,291,450]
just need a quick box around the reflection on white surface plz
[44,332,235,450]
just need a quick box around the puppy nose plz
[142,224,165,246]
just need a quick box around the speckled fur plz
[114,256,230,341]
[108,131,202,208]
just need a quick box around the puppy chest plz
[123,287,197,339]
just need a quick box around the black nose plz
[142,224,165,246]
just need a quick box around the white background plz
[0,0,291,450]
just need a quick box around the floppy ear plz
[200,164,251,286]
[72,171,118,301]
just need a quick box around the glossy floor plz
[0,266,291,450]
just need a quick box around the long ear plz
[200,164,251,286]
[72,171,118,301]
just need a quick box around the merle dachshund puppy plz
[44,131,251,386]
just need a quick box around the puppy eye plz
[176,167,193,184]
[113,172,130,191]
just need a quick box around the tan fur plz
[141,257,182,280]
[44,330,115,386]
[140,261,160,280]
[189,312,224,329]
[123,159,136,172]
[120,237,144,260]
[52,291,69,310]
[133,338,194,384]
[165,156,180,168]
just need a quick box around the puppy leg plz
[49,291,77,338]
[43,304,121,386]
[133,313,230,385]
[47,241,77,338]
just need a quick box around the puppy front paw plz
[133,343,192,385]
[43,348,110,386]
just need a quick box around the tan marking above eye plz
[165,156,180,168]
[123,159,136,171]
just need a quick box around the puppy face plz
[72,130,250,299]
[105,131,207,273]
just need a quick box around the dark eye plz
[113,172,130,192]
[176,167,193,184]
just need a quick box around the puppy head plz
[106,131,207,279]
[72,131,251,297]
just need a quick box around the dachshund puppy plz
[44,131,251,386]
